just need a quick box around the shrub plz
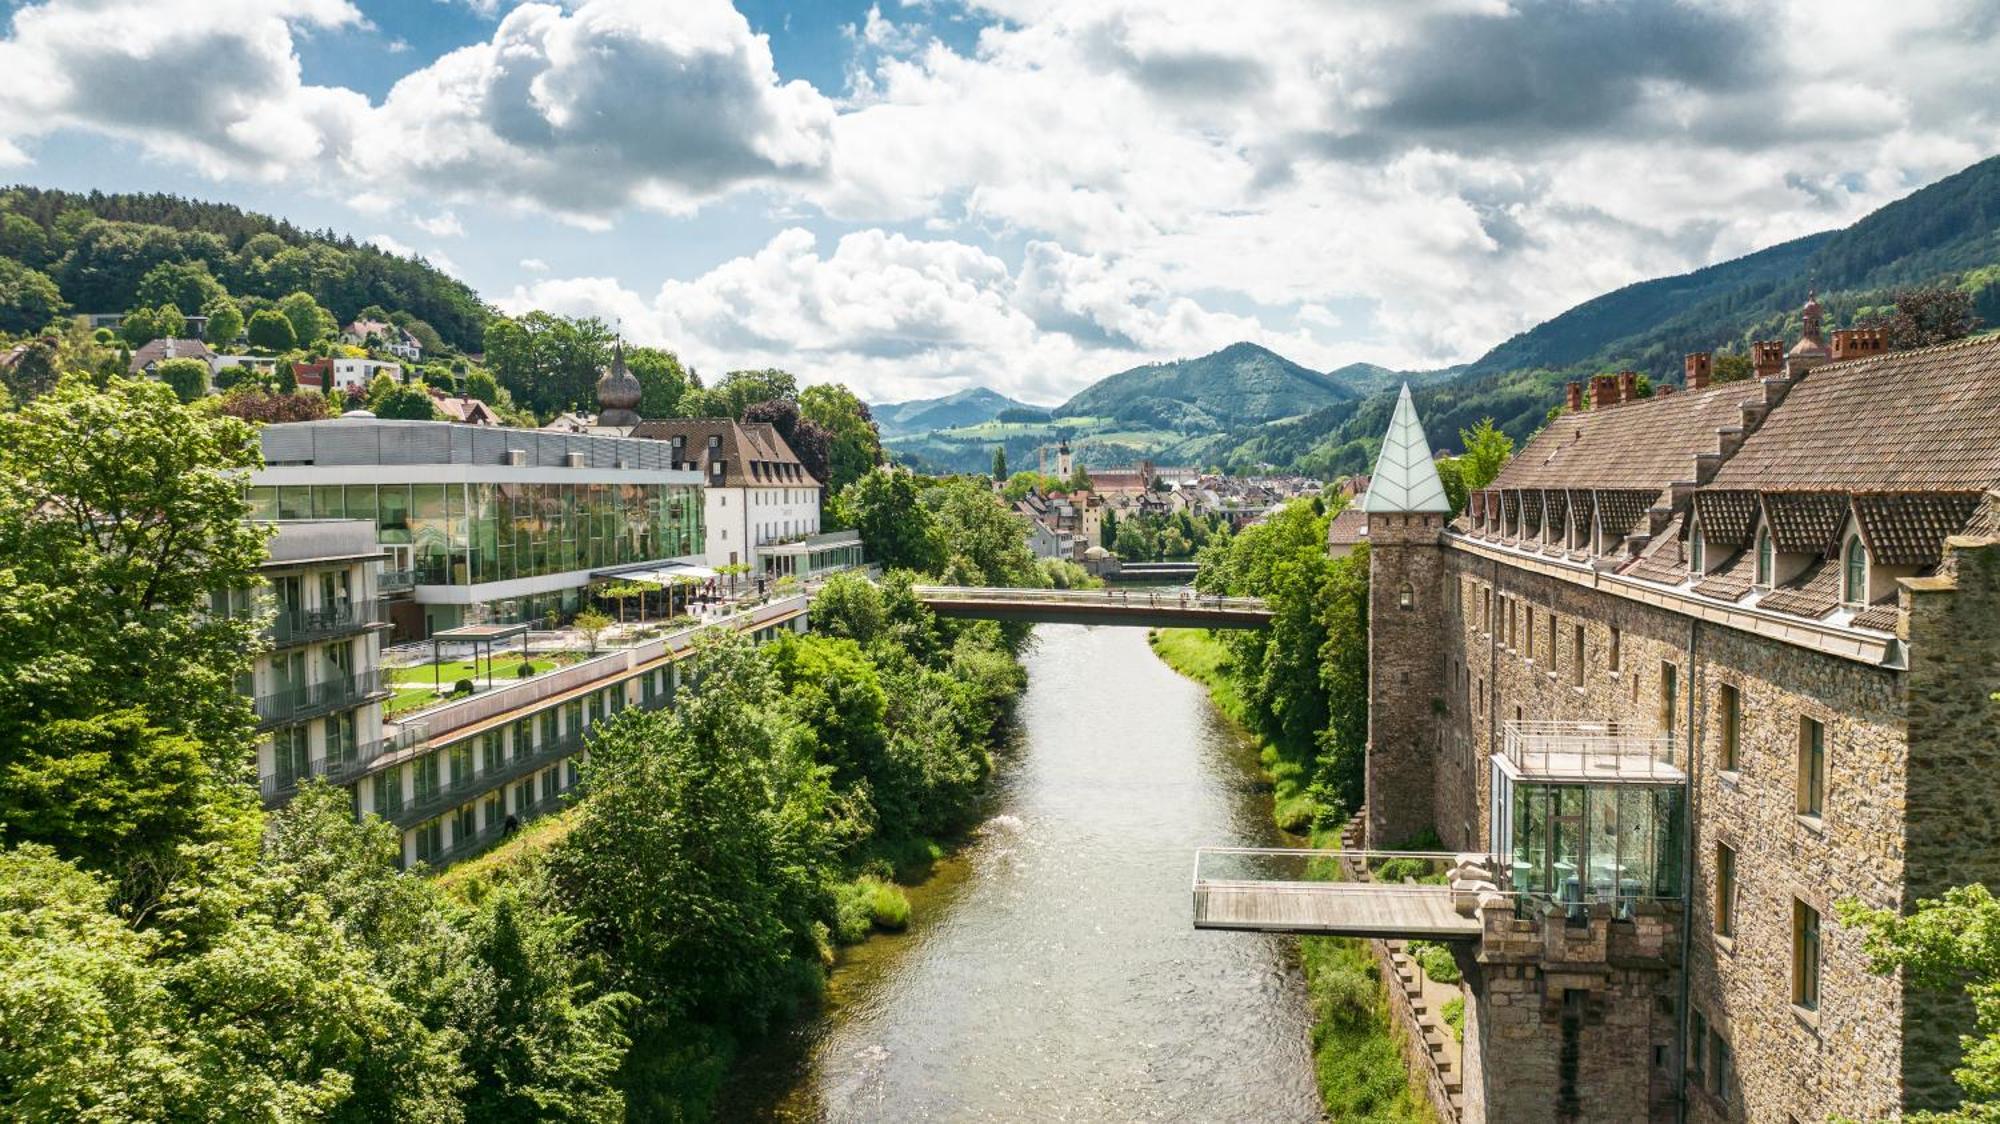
[515,662,538,679]
[864,880,911,930]
[453,677,475,696]
[1442,995,1465,1042]
[830,877,911,944]
[1410,940,1461,984]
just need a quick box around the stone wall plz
[1900,536,2000,1109]
[1366,511,1449,847]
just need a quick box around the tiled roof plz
[1691,490,1757,547]
[1960,489,2000,542]
[1566,490,1595,541]
[1490,381,1750,491]
[1594,489,1657,542]
[1850,599,1900,633]
[1851,492,1982,567]
[1692,547,1755,603]
[1707,334,2000,492]
[1501,489,1521,532]
[1624,514,1688,585]
[128,338,215,373]
[1542,489,1568,543]
[1326,504,1369,547]
[1756,559,1841,620]
[626,418,820,489]
[1760,491,1848,555]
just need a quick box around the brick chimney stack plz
[1617,371,1639,403]
[1589,374,1618,409]
[1830,328,1887,362]
[1685,351,1712,390]
[1566,381,1584,412]
[1752,340,1785,378]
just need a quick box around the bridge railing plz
[912,585,1267,612]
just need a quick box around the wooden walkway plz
[1192,880,1482,940]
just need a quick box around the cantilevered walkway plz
[1190,848,1492,940]
[911,585,1271,628]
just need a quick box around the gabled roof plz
[1492,380,1749,491]
[1706,333,2000,493]
[626,417,820,489]
[128,338,215,373]
[1362,385,1452,513]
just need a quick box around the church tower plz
[1360,385,1453,849]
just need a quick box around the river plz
[733,623,1320,1122]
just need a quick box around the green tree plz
[245,307,296,351]
[276,290,335,345]
[0,258,64,334]
[155,356,209,403]
[375,382,439,421]
[134,259,226,315]
[1840,883,2000,1121]
[0,336,59,401]
[573,608,612,652]
[1712,350,1755,383]
[627,345,689,418]
[0,212,50,266]
[118,305,161,347]
[465,368,501,405]
[840,470,945,575]
[1113,518,1152,562]
[202,296,243,346]
[1862,285,1983,350]
[808,572,888,647]
[1457,418,1514,491]
[927,477,1040,586]
[0,376,266,909]
[992,446,1007,481]
[150,303,186,341]
[799,383,883,493]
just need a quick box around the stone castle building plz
[1360,301,2000,1121]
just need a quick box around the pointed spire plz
[1362,384,1453,514]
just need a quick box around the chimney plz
[1617,371,1639,403]
[1589,374,1618,410]
[1830,328,1887,362]
[1752,340,1784,378]
[1685,351,1712,390]
[1566,381,1584,412]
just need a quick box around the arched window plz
[1397,581,1415,611]
[1842,536,1867,604]
[1688,519,1705,575]
[1755,528,1774,588]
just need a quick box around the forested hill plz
[0,186,489,349]
[873,386,1038,435]
[1054,341,1357,429]
[1215,152,2000,478]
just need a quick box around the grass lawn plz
[382,652,585,719]
[432,806,577,897]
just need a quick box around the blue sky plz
[2,0,1997,405]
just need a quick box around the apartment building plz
[1355,302,2000,1121]
[248,417,707,640]
[626,417,822,577]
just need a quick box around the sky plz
[2,1,1997,407]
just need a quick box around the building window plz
[1571,624,1585,686]
[1607,627,1621,673]
[1714,844,1736,937]
[1842,535,1867,605]
[1798,716,1825,818]
[374,768,402,815]
[1397,581,1414,611]
[1718,684,1741,772]
[1525,607,1535,659]
[1660,662,1679,737]
[273,725,310,788]
[1755,528,1774,588]
[1708,1028,1732,1096]
[1690,521,1706,574]
[1794,900,1821,1012]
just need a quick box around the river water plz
[734,623,1320,1122]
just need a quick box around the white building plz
[627,418,822,579]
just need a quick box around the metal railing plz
[388,731,588,830]
[912,585,1267,612]
[379,569,417,593]
[268,599,385,646]
[254,671,388,728]
[1499,720,1681,782]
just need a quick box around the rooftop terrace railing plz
[1499,720,1682,783]
[254,670,388,729]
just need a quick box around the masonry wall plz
[1901,538,2000,1110]
[1366,511,1449,848]
[1436,538,1911,1122]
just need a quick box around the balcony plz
[386,730,588,830]
[254,670,389,729]
[268,599,385,647]
[379,569,417,594]
[1497,720,1681,783]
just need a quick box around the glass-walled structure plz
[248,481,703,588]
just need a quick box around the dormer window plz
[1755,528,1774,588]
[1842,535,1868,605]
[1688,519,1705,575]
[708,435,721,450]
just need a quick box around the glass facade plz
[249,481,704,589]
[1494,775,1685,912]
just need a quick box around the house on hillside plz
[128,337,217,378]
[427,389,498,425]
[340,319,422,361]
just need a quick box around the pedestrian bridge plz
[911,585,1271,628]
[1191,849,1494,941]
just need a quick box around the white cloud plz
[368,233,416,257]
[519,257,550,273]
[413,210,464,237]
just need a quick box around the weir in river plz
[733,622,1320,1121]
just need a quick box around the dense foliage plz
[0,187,489,350]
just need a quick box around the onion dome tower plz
[595,339,642,427]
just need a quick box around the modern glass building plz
[253,418,706,638]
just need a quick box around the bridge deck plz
[1192,880,1482,940]
[912,585,1271,628]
